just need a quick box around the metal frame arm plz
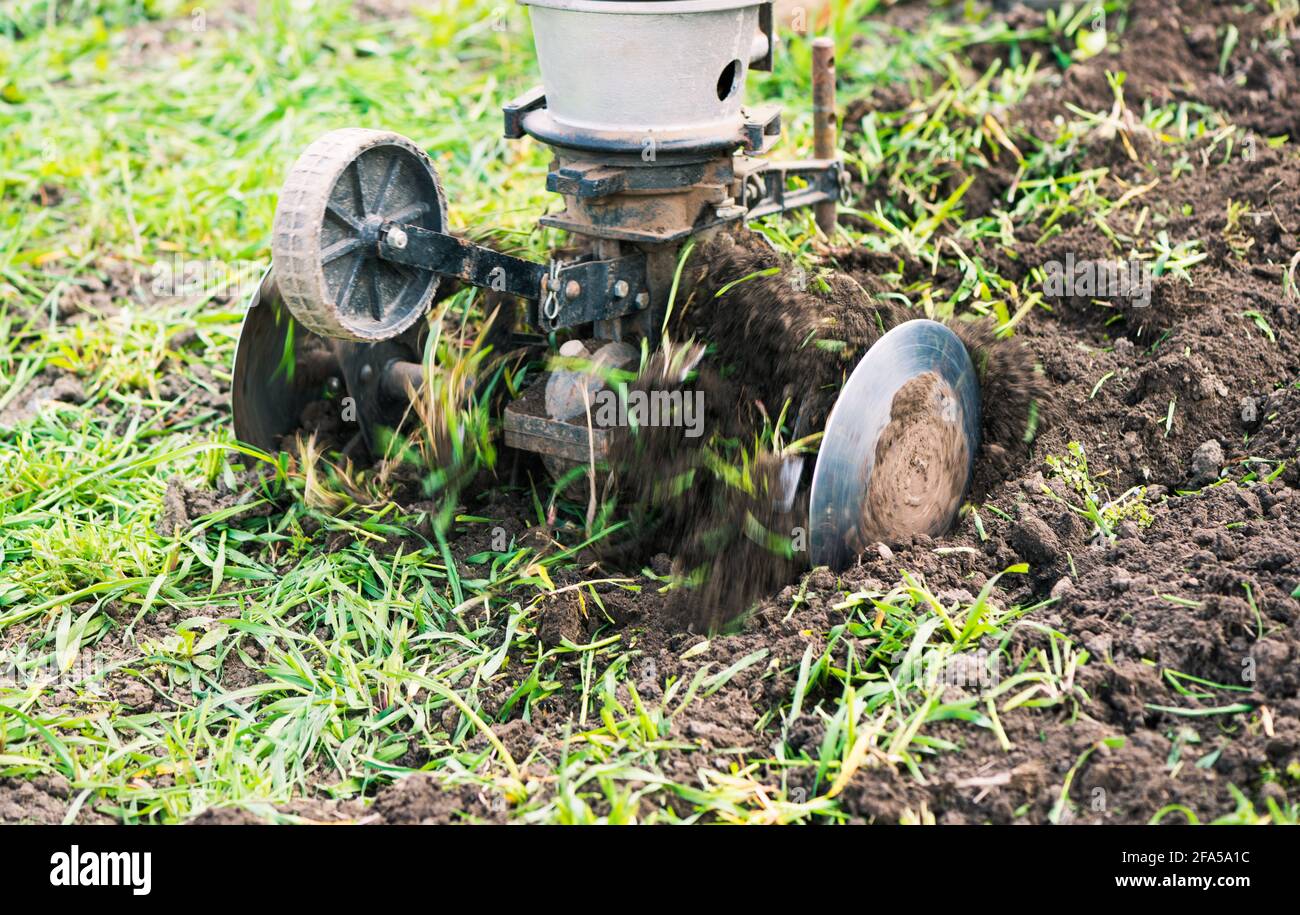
[373,223,651,331]
[377,225,547,301]
[743,159,843,222]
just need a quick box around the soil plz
[0,371,88,428]
[0,775,112,825]
[973,0,1300,141]
[861,371,970,545]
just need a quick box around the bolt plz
[359,363,374,383]
[386,227,408,250]
[635,292,649,310]
[613,280,630,298]
[564,279,582,299]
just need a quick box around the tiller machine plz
[233,0,981,570]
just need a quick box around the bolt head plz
[564,279,582,299]
[359,363,374,383]
[386,227,408,250]
[613,280,630,298]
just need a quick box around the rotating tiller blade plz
[232,267,429,455]
[232,268,342,452]
[809,319,981,571]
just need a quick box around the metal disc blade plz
[232,267,343,451]
[809,319,981,570]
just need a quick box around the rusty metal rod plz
[812,37,838,237]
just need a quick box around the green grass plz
[0,0,1277,823]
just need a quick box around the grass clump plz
[1044,441,1154,537]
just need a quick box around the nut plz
[386,226,408,250]
[613,280,630,298]
[564,279,582,299]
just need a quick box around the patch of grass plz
[1043,441,1154,537]
[775,565,1089,796]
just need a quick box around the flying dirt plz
[599,230,1046,629]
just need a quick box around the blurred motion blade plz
[232,267,343,451]
[809,319,981,570]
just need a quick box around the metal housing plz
[519,0,770,153]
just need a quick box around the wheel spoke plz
[321,236,363,264]
[385,262,416,309]
[339,252,365,311]
[368,269,381,320]
[325,200,361,231]
[396,271,414,307]
[349,160,367,218]
[390,261,422,289]
[384,201,430,226]
[372,153,401,216]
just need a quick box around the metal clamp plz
[741,105,782,154]
[537,255,649,332]
[547,164,628,198]
[503,86,547,140]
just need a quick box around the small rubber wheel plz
[272,128,448,341]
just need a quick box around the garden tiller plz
[232,0,981,569]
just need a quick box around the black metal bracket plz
[377,225,547,301]
[503,86,546,140]
[536,256,649,332]
[743,158,843,220]
[547,164,627,198]
[373,223,649,333]
[741,105,782,154]
[502,407,611,464]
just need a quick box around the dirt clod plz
[1191,439,1225,486]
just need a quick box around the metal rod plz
[381,360,426,401]
[811,37,838,236]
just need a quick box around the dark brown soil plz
[0,775,111,825]
[981,0,1300,141]
[860,371,970,544]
